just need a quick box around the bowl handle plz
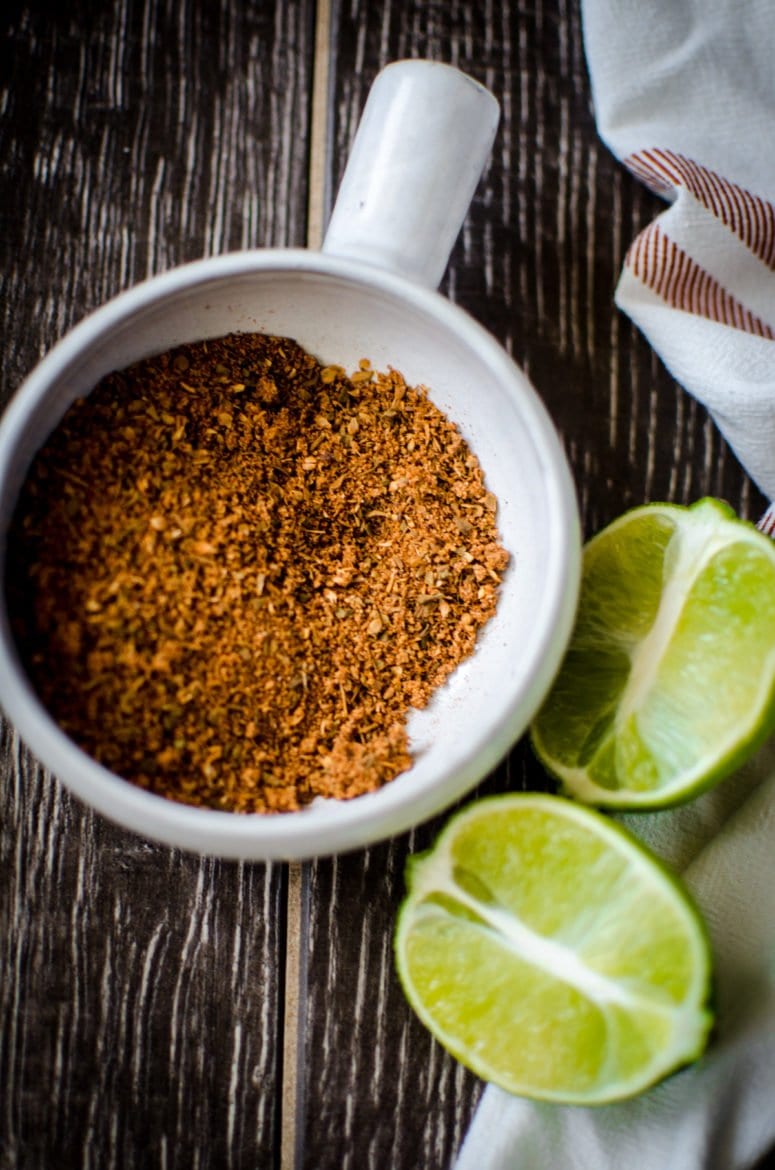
[321,60,500,291]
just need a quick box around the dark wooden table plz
[1,3,771,1168]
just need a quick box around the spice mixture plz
[6,333,509,812]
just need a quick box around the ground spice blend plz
[7,333,509,813]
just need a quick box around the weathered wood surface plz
[0,3,312,1168]
[0,2,771,1169]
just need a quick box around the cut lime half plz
[395,794,713,1104]
[532,498,775,808]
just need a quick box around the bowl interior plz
[0,254,580,858]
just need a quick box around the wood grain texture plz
[0,3,314,1167]
[297,1,770,1168]
[0,0,314,400]
[1,2,773,1169]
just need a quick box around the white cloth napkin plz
[589,0,775,502]
[455,3,775,1167]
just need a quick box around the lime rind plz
[395,794,714,1104]
[531,498,775,808]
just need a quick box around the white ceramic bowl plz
[0,64,580,859]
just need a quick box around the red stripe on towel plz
[627,223,775,338]
[625,149,775,270]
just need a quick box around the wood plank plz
[0,3,315,1167]
[279,3,334,1166]
[298,1,768,1168]
[2,2,772,1169]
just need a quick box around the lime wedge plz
[532,498,775,808]
[394,794,713,1104]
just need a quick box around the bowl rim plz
[0,248,581,859]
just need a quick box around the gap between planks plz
[279,2,332,1167]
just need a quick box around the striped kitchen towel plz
[455,3,775,1169]
[588,0,775,502]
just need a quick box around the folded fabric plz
[455,2,775,1167]
[586,0,775,501]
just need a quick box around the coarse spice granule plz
[6,332,509,813]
